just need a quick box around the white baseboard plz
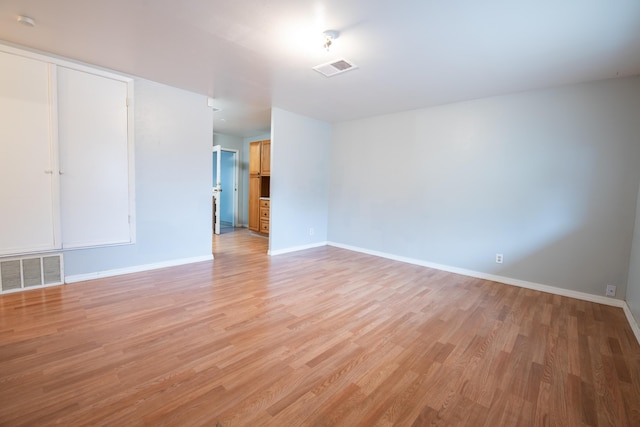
[327,241,640,344]
[622,304,640,345]
[64,254,214,283]
[268,241,328,256]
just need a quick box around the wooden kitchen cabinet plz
[248,140,270,234]
[261,141,270,176]
[248,175,261,232]
[249,141,261,175]
[259,199,270,234]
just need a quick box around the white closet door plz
[0,52,57,255]
[58,67,132,248]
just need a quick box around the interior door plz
[212,145,239,235]
[220,150,237,228]
[212,146,221,235]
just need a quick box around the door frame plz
[212,145,240,234]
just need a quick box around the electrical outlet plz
[606,284,616,297]
[309,227,314,236]
[495,253,503,264]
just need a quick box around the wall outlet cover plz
[606,284,616,297]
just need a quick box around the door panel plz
[212,149,220,235]
[248,176,260,232]
[261,141,271,176]
[220,151,236,227]
[249,142,261,175]
[0,51,57,255]
[58,67,131,248]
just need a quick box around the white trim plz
[212,145,240,233]
[240,237,640,344]
[327,241,631,309]
[326,240,640,345]
[622,303,640,345]
[64,255,213,283]
[48,63,62,250]
[268,241,328,256]
[0,42,134,83]
[53,235,640,345]
[126,78,136,244]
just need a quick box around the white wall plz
[63,78,213,276]
[270,108,331,253]
[213,132,244,150]
[329,77,640,298]
[627,182,640,324]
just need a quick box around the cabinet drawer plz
[260,199,270,208]
[260,219,270,234]
[260,207,270,219]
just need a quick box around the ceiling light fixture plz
[322,30,339,52]
[17,15,36,27]
[207,97,222,112]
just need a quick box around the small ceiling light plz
[323,30,340,52]
[207,97,222,112]
[17,15,36,27]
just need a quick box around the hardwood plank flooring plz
[1,229,639,426]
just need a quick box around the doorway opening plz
[212,145,239,235]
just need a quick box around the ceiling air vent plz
[313,59,358,77]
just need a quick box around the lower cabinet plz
[259,199,270,234]
[248,176,261,232]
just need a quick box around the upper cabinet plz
[261,140,271,176]
[249,140,270,176]
[249,141,262,175]
[0,45,135,257]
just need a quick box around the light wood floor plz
[1,229,639,426]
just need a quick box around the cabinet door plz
[248,175,261,231]
[261,141,271,176]
[249,141,261,175]
[0,51,57,255]
[57,67,132,248]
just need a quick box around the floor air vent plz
[0,254,63,293]
[313,59,358,77]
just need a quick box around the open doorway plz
[212,145,239,235]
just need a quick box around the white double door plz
[0,48,133,256]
